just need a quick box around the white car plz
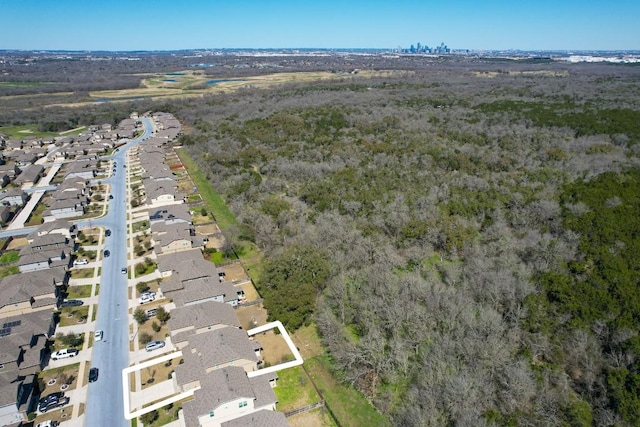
[145,341,165,352]
[73,259,88,266]
[51,348,78,360]
[138,292,156,305]
[94,330,103,342]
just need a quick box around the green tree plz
[156,306,170,324]
[133,308,148,324]
[140,409,158,425]
[261,245,331,330]
[56,332,83,348]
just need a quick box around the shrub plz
[139,332,152,345]
[133,308,148,325]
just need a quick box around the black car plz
[39,392,64,406]
[109,194,114,199]
[105,229,111,237]
[59,299,83,307]
[39,393,69,413]
[104,250,110,257]
[88,367,99,383]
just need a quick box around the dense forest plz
[170,62,640,426]
[3,54,640,426]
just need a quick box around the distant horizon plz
[1,0,638,52]
[2,47,640,54]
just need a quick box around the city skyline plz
[1,0,638,51]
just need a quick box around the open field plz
[0,70,393,112]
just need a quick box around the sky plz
[1,0,638,51]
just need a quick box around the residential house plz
[0,267,67,318]
[14,164,44,188]
[148,204,192,224]
[14,152,37,168]
[169,301,241,349]
[42,198,85,221]
[178,327,258,377]
[64,159,97,180]
[0,311,55,425]
[143,178,179,205]
[152,222,194,254]
[17,234,73,272]
[0,189,28,207]
[157,248,214,279]
[0,163,20,182]
[168,277,240,308]
[27,219,74,240]
[180,367,279,427]
[220,410,288,427]
[0,205,11,226]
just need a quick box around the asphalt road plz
[83,118,153,426]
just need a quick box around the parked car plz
[121,267,127,274]
[104,250,110,257]
[145,341,165,352]
[50,348,78,361]
[94,330,103,342]
[109,194,114,199]
[60,299,83,307]
[139,292,156,305]
[36,420,59,427]
[88,367,99,383]
[145,308,157,317]
[73,259,88,266]
[105,229,111,237]
[39,392,64,407]
[39,396,69,413]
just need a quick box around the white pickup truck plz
[50,348,79,361]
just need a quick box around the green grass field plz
[0,124,58,139]
[65,284,93,299]
[274,366,321,412]
[305,356,391,427]
[0,251,20,263]
[175,148,237,230]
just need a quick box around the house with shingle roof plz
[180,367,278,427]
[0,267,67,318]
[27,219,75,240]
[42,198,85,221]
[17,234,73,272]
[0,188,28,207]
[220,410,288,427]
[157,249,216,280]
[0,310,55,424]
[152,221,195,254]
[64,159,98,180]
[13,164,44,188]
[169,301,241,348]
[148,204,192,225]
[179,327,259,378]
[169,278,239,308]
[143,178,179,205]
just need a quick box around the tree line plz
[174,62,640,426]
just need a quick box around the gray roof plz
[221,410,289,427]
[171,278,238,307]
[186,327,257,370]
[0,267,66,308]
[182,367,255,427]
[143,178,178,201]
[156,248,216,281]
[249,376,279,410]
[169,301,240,331]
[148,204,192,223]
